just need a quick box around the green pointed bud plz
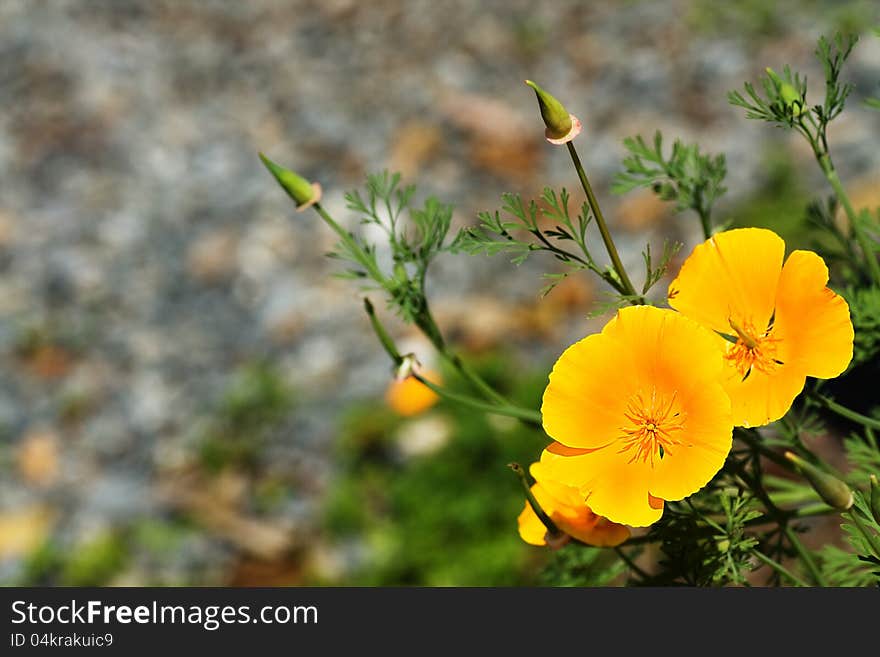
[765,66,784,88]
[525,80,573,140]
[259,152,321,210]
[785,451,854,510]
[870,475,880,525]
[765,67,804,117]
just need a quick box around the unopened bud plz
[524,80,582,144]
[870,474,880,525]
[765,67,804,117]
[259,152,322,211]
[785,451,854,510]
[395,353,420,381]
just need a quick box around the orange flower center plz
[725,318,782,381]
[618,389,686,466]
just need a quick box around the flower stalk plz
[363,297,403,368]
[508,462,563,539]
[566,142,641,301]
[798,117,880,285]
[414,372,541,425]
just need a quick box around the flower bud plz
[765,67,804,117]
[785,451,854,510]
[870,474,880,526]
[394,353,420,381]
[524,80,582,144]
[259,152,322,211]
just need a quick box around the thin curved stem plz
[697,207,712,240]
[413,306,511,406]
[752,550,810,587]
[412,373,542,426]
[313,203,388,285]
[566,142,641,301]
[614,546,650,582]
[813,394,880,431]
[509,462,561,537]
[822,162,880,284]
[798,115,880,285]
[783,525,826,587]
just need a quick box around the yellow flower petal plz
[540,442,657,527]
[668,227,785,335]
[602,302,726,395]
[541,332,638,449]
[719,355,806,427]
[517,503,551,546]
[648,381,732,500]
[529,461,584,509]
[774,250,854,379]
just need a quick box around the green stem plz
[363,298,403,367]
[813,394,880,431]
[566,142,641,301]
[313,203,388,285]
[768,488,822,504]
[443,350,510,406]
[816,154,880,284]
[752,550,810,587]
[509,462,562,537]
[413,373,542,425]
[783,525,826,587]
[365,297,541,426]
[614,546,650,582]
[697,207,712,240]
[416,309,511,406]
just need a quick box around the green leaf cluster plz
[329,171,454,329]
[613,131,727,236]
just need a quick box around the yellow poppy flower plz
[540,305,733,527]
[668,227,854,427]
[517,461,630,547]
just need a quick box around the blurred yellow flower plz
[385,369,442,417]
[668,227,854,427]
[517,461,629,547]
[541,306,733,526]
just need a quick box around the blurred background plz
[0,0,878,586]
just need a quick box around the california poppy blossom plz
[517,461,630,547]
[540,306,733,527]
[668,227,854,427]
